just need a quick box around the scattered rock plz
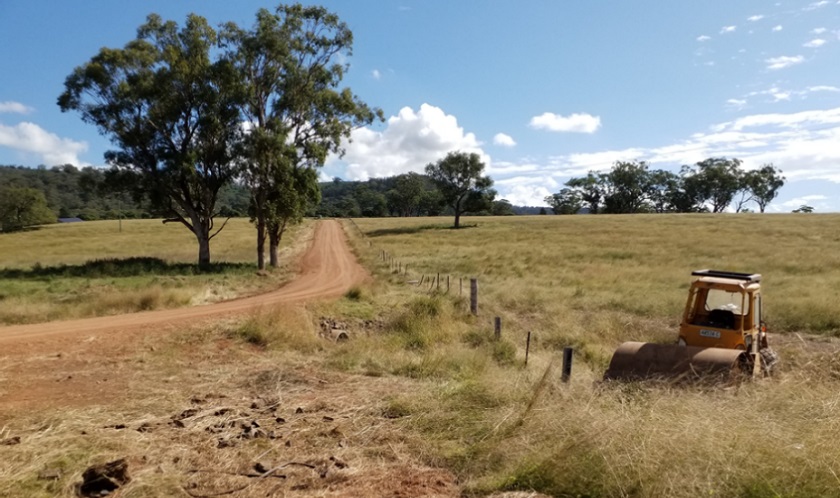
[329,456,348,469]
[173,408,199,421]
[295,407,304,414]
[1,436,20,445]
[38,468,61,481]
[136,422,156,433]
[217,438,236,449]
[322,416,334,422]
[75,458,130,498]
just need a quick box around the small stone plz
[76,458,130,497]
[0,436,20,445]
[295,407,304,414]
[38,468,61,480]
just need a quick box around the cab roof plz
[691,269,761,283]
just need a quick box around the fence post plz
[494,316,501,341]
[470,278,478,315]
[447,275,450,293]
[460,278,463,296]
[525,331,531,365]
[436,273,440,290]
[562,347,574,383]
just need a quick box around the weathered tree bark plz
[268,218,288,268]
[256,218,266,270]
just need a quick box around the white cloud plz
[493,177,559,206]
[490,107,840,205]
[712,107,840,132]
[812,27,827,34]
[727,99,747,108]
[372,69,381,80]
[807,85,840,92]
[329,103,486,180]
[772,91,792,102]
[0,101,33,114]
[805,0,829,10]
[696,35,711,42]
[772,25,783,32]
[747,15,764,21]
[804,38,826,48]
[493,133,516,147]
[0,121,88,165]
[765,55,804,70]
[529,112,601,133]
[779,195,830,211]
[720,25,737,34]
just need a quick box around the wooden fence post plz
[494,317,501,341]
[447,275,450,293]
[562,347,574,383]
[525,331,531,365]
[470,278,478,315]
[436,273,440,290]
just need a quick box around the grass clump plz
[229,307,320,352]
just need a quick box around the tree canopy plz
[0,186,55,232]
[554,158,785,214]
[425,151,495,228]
[223,4,380,268]
[58,13,243,268]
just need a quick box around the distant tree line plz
[545,158,785,215]
[314,163,514,221]
[0,161,519,234]
[0,164,249,229]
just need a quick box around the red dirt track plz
[0,220,368,349]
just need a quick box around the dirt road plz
[0,219,368,348]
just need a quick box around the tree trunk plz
[268,218,287,268]
[196,230,211,270]
[454,211,461,228]
[256,217,266,270]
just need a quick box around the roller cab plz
[604,270,777,382]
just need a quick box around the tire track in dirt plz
[0,220,368,348]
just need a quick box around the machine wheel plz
[759,347,780,376]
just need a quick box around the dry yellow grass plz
[0,218,313,324]
[3,214,840,497]
[338,214,840,497]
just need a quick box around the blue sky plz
[1,1,839,211]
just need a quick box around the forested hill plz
[0,165,250,220]
[0,165,532,225]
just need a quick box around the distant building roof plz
[57,217,84,223]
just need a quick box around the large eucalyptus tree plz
[59,14,242,268]
[224,4,381,268]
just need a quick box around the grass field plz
[339,214,840,497]
[3,213,840,497]
[0,219,312,324]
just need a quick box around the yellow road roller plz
[604,269,779,382]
